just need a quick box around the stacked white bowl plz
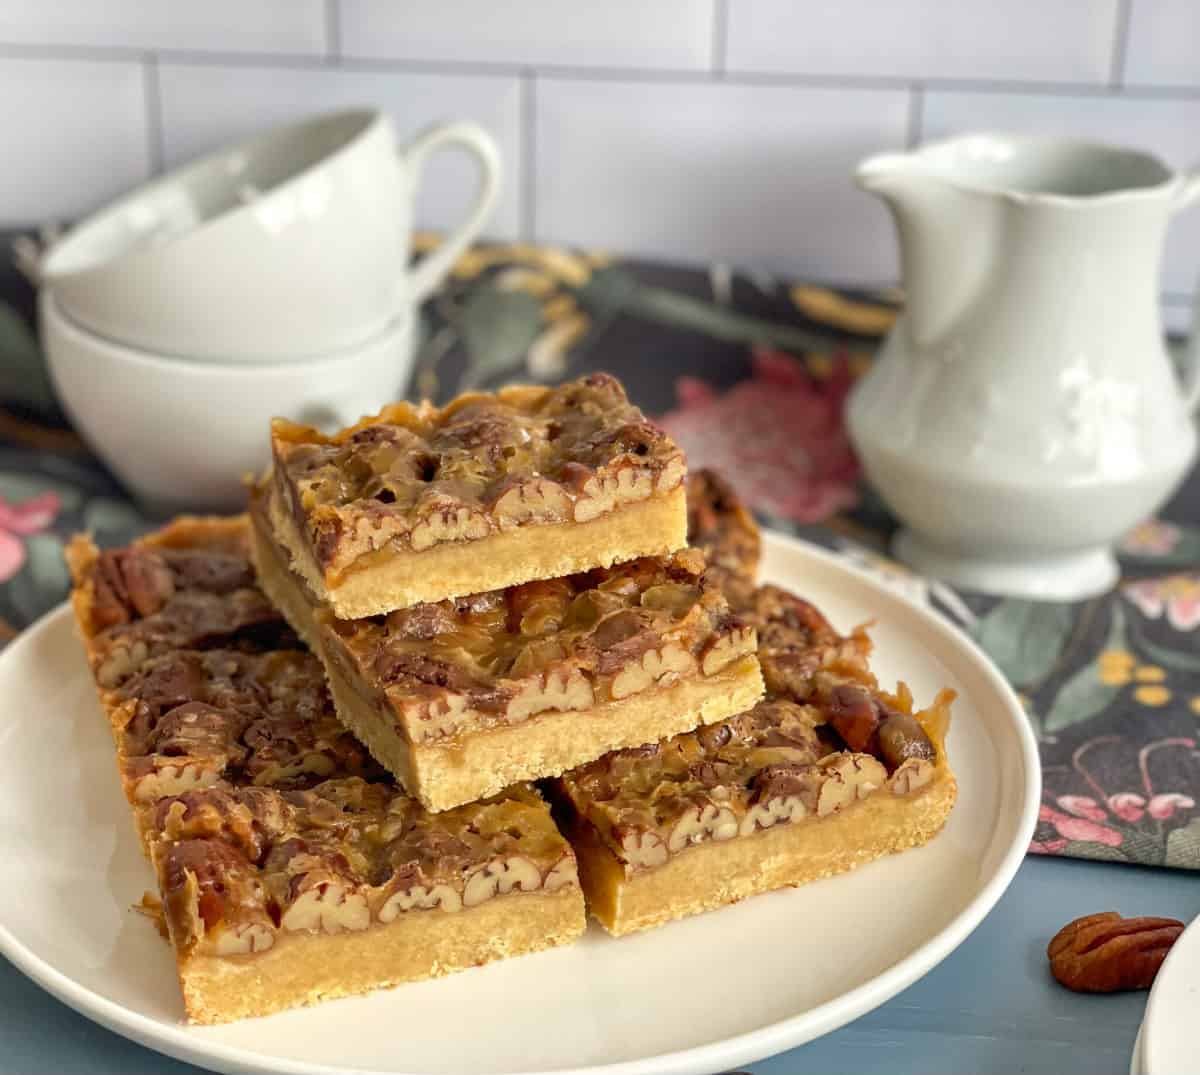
[40,108,501,511]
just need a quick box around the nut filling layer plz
[272,373,687,575]
[556,685,951,876]
[67,520,581,966]
[323,548,758,745]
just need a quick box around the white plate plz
[1131,1022,1144,1075]
[0,532,1039,1075]
[1141,913,1200,1074]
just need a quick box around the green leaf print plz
[457,284,543,389]
[971,599,1074,687]
[579,267,830,352]
[1127,618,1200,673]
[0,471,82,514]
[0,301,59,418]
[7,533,70,624]
[1063,840,1129,864]
[1165,819,1200,870]
[1042,604,1127,736]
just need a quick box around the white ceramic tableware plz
[40,109,499,362]
[41,292,414,511]
[1140,913,1200,1075]
[0,532,1040,1075]
[851,133,1200,600]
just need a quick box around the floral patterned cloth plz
[2,235,1198,870]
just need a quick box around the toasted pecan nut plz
[1047,912,1183,992]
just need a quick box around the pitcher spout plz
[856,151,998,349]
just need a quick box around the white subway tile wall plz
[0,0,327,56]
[1,0,1197,312]
[536,79,908,281]
[725,0,1121,83]
[0,57,150,223]
[1124,0,1200,88]
[338,0,716,70]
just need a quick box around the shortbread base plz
[177,886,585,1024]
[268,484,689,618]
[252,504,766,812]
[567,766,958,937]
[323,647,765,813]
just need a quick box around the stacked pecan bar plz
[252,374,765,811]
[67,519,585,1023]
[548,471,958,935]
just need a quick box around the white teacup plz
[40,109,499,363]
[41,291,414,511]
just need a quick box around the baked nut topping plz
[68,521,582,965]
[271,374,687,575]
[556,670,953,875]
[323,550,757,745]
[685,468,761,609]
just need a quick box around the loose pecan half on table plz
[1047,912,1184,993]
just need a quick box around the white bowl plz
[38,109,499,363]
[41,291,414,512]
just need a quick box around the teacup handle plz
[1174,163,1200,210]
[402,121,502,304]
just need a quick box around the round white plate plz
[1131,1022,1144,1075]
[1141,913,1200,1074]
[0,532,1039,1075]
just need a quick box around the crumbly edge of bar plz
[175,884,585,1024]
[566,761,957,936]
[323,646,764,812]
[256,489,754,752]
[266,479,689,618]
[67,521,586,1015]
[249,500,324,653]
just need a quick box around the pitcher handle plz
[1183,291,1200,413]
[1174,163,1200,210]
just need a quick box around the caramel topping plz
[271,374,686,569]
[325,550,756,742]
[69,521,579,958]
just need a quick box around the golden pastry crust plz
[67,520,585,1023]
[549,506,959,937]
[249,494,765,811]
[266,373,688,615]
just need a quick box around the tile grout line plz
[520,71,537,241]
[141,53,165,175]
[0,39,1198,99]
[906,83,924,148]
[1109,0,1134,88]
[711,0,729,77]
[324,0,342,63]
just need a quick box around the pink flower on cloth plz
[1056,795,1108,822]
[1122,575,1200,631]
[1147,793,1195,820]
[1121,520,1182,556]
[1029,838,1069,856]
[657,347,860,524]
[1038,804,1123,847]
[0,492,60,581]
[1107,793,1146,822]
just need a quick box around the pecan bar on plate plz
[552,673,956,937]
[67,519,585,1024]
[264,373,689,618]
[251,494,764,812]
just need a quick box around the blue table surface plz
[2,855,1197,1075]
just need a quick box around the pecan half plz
[1047,912,1184,992]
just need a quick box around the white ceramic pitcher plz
[849,133,1200,600]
